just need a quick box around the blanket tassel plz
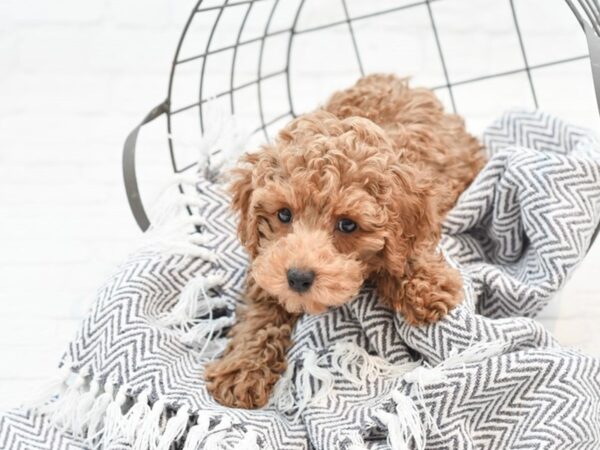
[157,405,189,450]
[182,412,212,450]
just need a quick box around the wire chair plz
[123,0,600,242]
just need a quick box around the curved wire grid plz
[163,0,600,175]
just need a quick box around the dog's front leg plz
[378,251,464,326]
[205,287,298,409]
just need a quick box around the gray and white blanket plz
[2,110,600,450]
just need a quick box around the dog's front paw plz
[401,260,463,326]
[401,287,461,325]
[205,357,279,409]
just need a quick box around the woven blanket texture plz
[1,109,600,450]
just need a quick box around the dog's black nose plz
[287,268,315,293]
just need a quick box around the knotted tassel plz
[72,378,101,437]
[202,416,232,449]
[329,342,419,384]
[86,382,116,444]
[157,405,189,450]
[294,349,334,418]
[133,398,166,450]
[102,385,129,446]
[375,390,425,450]
[233,430,261,450]
[160,273,227,330]
[123,390,151,443]
[269,360,296,414]
[51,374,87,429]
[345,431,369,450]
[181,411,212,450]
[181,315,235,356]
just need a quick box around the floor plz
[1,0,600,409]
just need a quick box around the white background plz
[1,0,599,408]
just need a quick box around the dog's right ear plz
[230,153,260,257]
[373,164,462,324]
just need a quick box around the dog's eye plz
[277,208,292,224]
[337,218,357,233]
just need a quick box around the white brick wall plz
[0,0,195,407]
[0,0,599,409]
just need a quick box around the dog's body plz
[205,74,485,409]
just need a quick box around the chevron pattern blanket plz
[2,110,600,450]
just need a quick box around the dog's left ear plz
[230,153,260,257]
[380,165,440,275]
[374,165,462,325]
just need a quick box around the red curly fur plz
[205,74,485,409]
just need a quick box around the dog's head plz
[231,111,439,314]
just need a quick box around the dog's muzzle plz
[287,268,315,293]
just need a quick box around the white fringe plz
[34,372,230,450]
[139,168,221,264]
[158,269,233,360]
[28,343,507,450]
[269,360,297,414]
[159,273,228,330]
[168,104,247,180]
[132,398,166,450]
[73,379,101,437]
[202,416,233,450]
[145,134,239,355]
[86,382,116,444]
[22,113,247,450]
[147,178,205,230]
[376,340,510,450]
[49,374,87,429]
[345,431,369,450]
[329,342,420,384]
[123,390,151,443]
[182,316,236,353]
[143,106,246,261]
[293,349,334,418]
[403,340,508,388]
[101,385,129,447]
[157,405,189,450]
[182,412,213,450]
[393,391,426,450]
[233,430,261,450]
[375,391,425,450]
[149,223,212,259]
[280,342,421,419]
[203,337,229,357]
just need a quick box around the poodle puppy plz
[205,74,485,409]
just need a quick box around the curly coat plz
[205,74,485,409]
